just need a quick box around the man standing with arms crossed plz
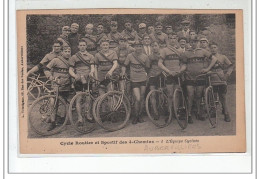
[82,24,97,56]
[96,24,108,51]
[107,20,121,49]
[68,23,81,55]
[149,22,169,49]
[57,26,71,48]
[121,19,138,46]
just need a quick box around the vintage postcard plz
[17,9,246,154]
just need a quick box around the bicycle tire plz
[28,95,69,136]
[173,87,188,130]
[92,94,106,124]
[42,80,52,95]
[27,81,41,100]
[95,91,131,132]
[145,89,172,128]
[68,92,96,134]
[205,86,217,128]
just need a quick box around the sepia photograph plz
[17,9,245,154]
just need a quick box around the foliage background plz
[26,14,236,82]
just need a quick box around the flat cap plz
[178,37,187,42]
[139,23,146,28]
[71,23,79,27]
[181,20,190,24]
[155,21,163,27]
[200,37,209,43]
[85,24,94,29]
[110,21,118,25]
[62,26,70,31]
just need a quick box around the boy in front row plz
[44,46,72,131]
[69,40,95,126]
[122,41,150,124]
[94,39,118,96]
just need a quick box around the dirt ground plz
[28,84,236,138]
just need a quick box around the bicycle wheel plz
[42,80,52,95]
[96,91,131,132]
[69,92,96,134]
[145,89,172,128]
[27,81,41,101]
[92,94,105,124]
[28,95,68,136]
[205,86,217,128]
[173,87,188,130]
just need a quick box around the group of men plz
[27,19,234,131]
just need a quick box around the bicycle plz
[28,77,70,136]
[173,72,189,130]
[27,73,52,101]
[68,75,99,134]
[145,74,172,128]
[93,75,131,132]
[194,72,220,128]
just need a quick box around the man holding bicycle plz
[147,41,162,120]
[27,40,62,76]
[180,36,212,123]
[94,39,118,96]
[201,42,234,122]
[69,40,95,126]
[81,24,97,56]
[44,46,72,131]
[158,33,186,121]
[114,36,135,92]
[122,41,150,124]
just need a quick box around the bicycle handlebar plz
[195,71,219,80]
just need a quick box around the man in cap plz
[44,46,72,131]
[122,41,150,124]
[96,24,108,51]
[81,24,97,56]
[57,26,71,48]
[177,20,191,39]
[149,22,169,49]
[121,19,138,46]
[199,37,210,52]
[68,23,81,55]
[177,37,189,53]
[180,36,213,124]
[27,40,62,76]
[137,23,148,41]
[107,20,121,49]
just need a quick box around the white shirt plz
[143,45,151,56]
